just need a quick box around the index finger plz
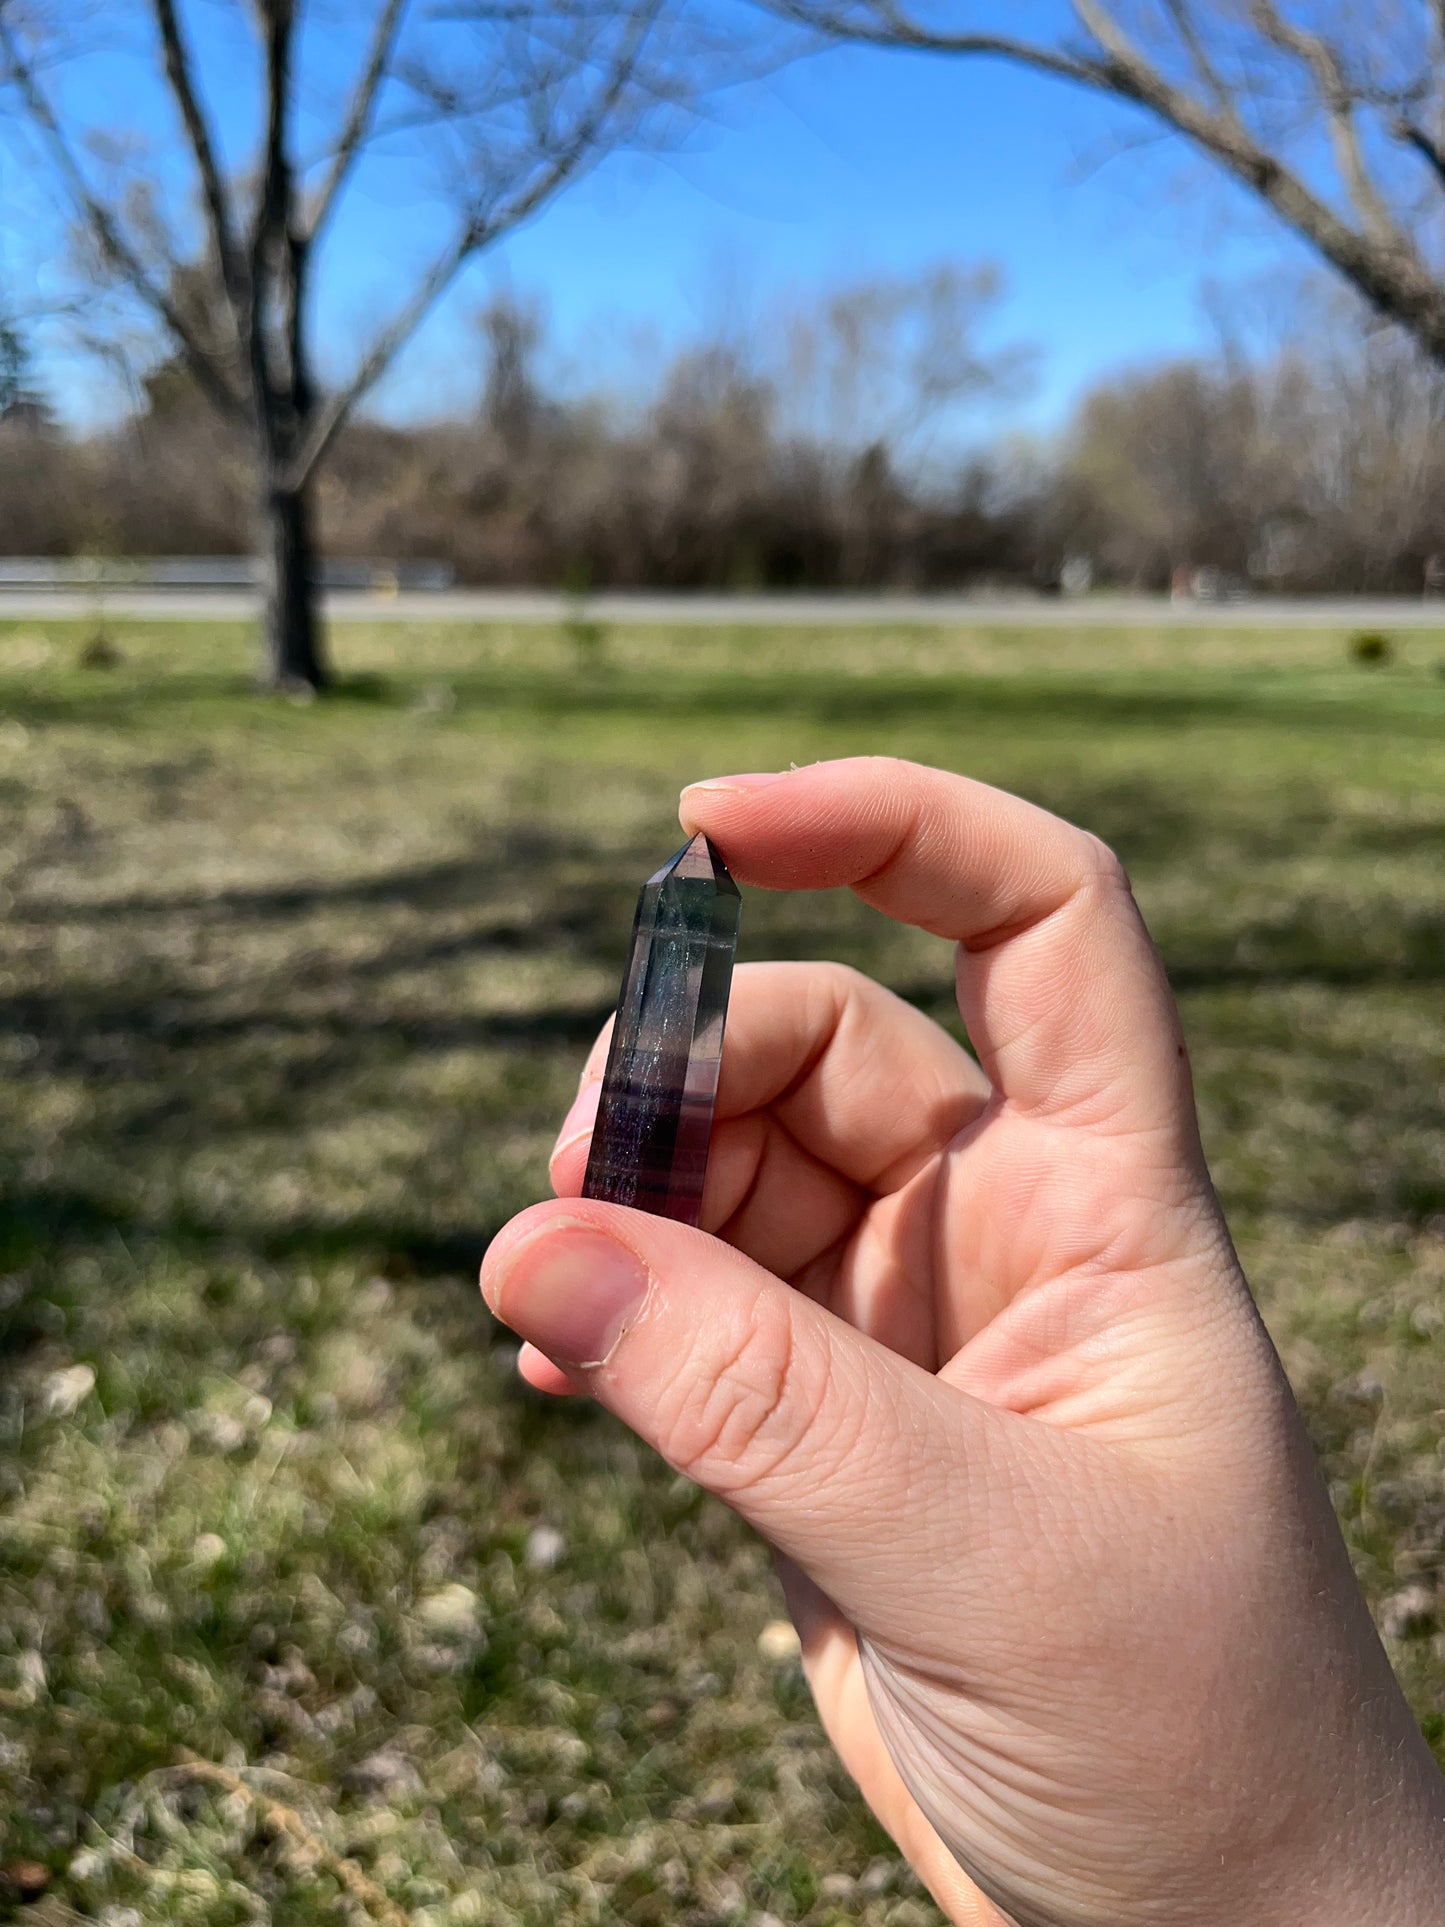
[563,961,986,1186]
[551,962,989,1329]
[680,757,1192,1138]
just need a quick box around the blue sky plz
[351,38,1305,433]
[3,10,1314,435]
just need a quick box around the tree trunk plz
[259,472,327,692]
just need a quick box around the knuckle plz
[809,958,873,1009]
[665,1295,816,1499]
[1078,830,1132,896]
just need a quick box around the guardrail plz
[0,557,456,592]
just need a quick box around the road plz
[3,589,1445,627]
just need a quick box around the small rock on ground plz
[756,1619,801,1662]
[524,1524,567,1571]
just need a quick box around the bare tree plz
[0,0,682,688]
[762,2,1445,369]
[779,260,1025,468]
[0,312,26,414]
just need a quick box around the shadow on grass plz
[1,988,617,1068]
[0,1177,503,1283]
[0,1178,514,1390]
[21,837,607,928]
[1160,910,1445,991]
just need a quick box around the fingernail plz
[552,1080,601,1160]
[682,771,787,799]
[486,1226,650,1369]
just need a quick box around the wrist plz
[1253,1744,1445,1927]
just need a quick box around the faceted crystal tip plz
[650,831,740,896]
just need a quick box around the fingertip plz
[549,1080,600,1192]
[678,758,914,891]
[518,1342,588,1397]
[480,1199,594,1313]
[679,769,790,833]
[481,1205,653,1369]
[548,1135,591,1196]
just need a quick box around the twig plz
[153,1758,412,1927]
[0,1693,410,1927]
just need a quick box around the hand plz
[480,758,1445,1927]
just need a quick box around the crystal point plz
[582,833,742,1226]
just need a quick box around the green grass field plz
[1,617,1442,1927]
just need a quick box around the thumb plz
[481,1200,1042,1644]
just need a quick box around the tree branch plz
[1246,0,1408,249]
[305,0,408,245]
[1397,116,1445,192]
[775,0,1445,361]
[247,0,310,434]
[289,0,663,486]
[251,2,294,270]
[1103,5,1445,354]
[0,11,244,417]
[1157,0,1229,108]
[765,1,1105,88]
[1066,0,1175,95]
[150,0,241,301]
[1072,6,1444,348]
[288,218,478,485]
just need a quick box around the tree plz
[763,2,1445,370]
[1053,357,1283,585]
[479,292,547,457]
[0,0,681,689]
[0,312,26,413]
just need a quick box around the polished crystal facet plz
[582,833,742,1226]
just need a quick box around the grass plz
[0,615,1442,1926]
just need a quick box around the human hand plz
[480,758,1445,1927]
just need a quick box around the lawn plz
[1,616,1442,1927]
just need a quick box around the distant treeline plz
[6,271,1445,595]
